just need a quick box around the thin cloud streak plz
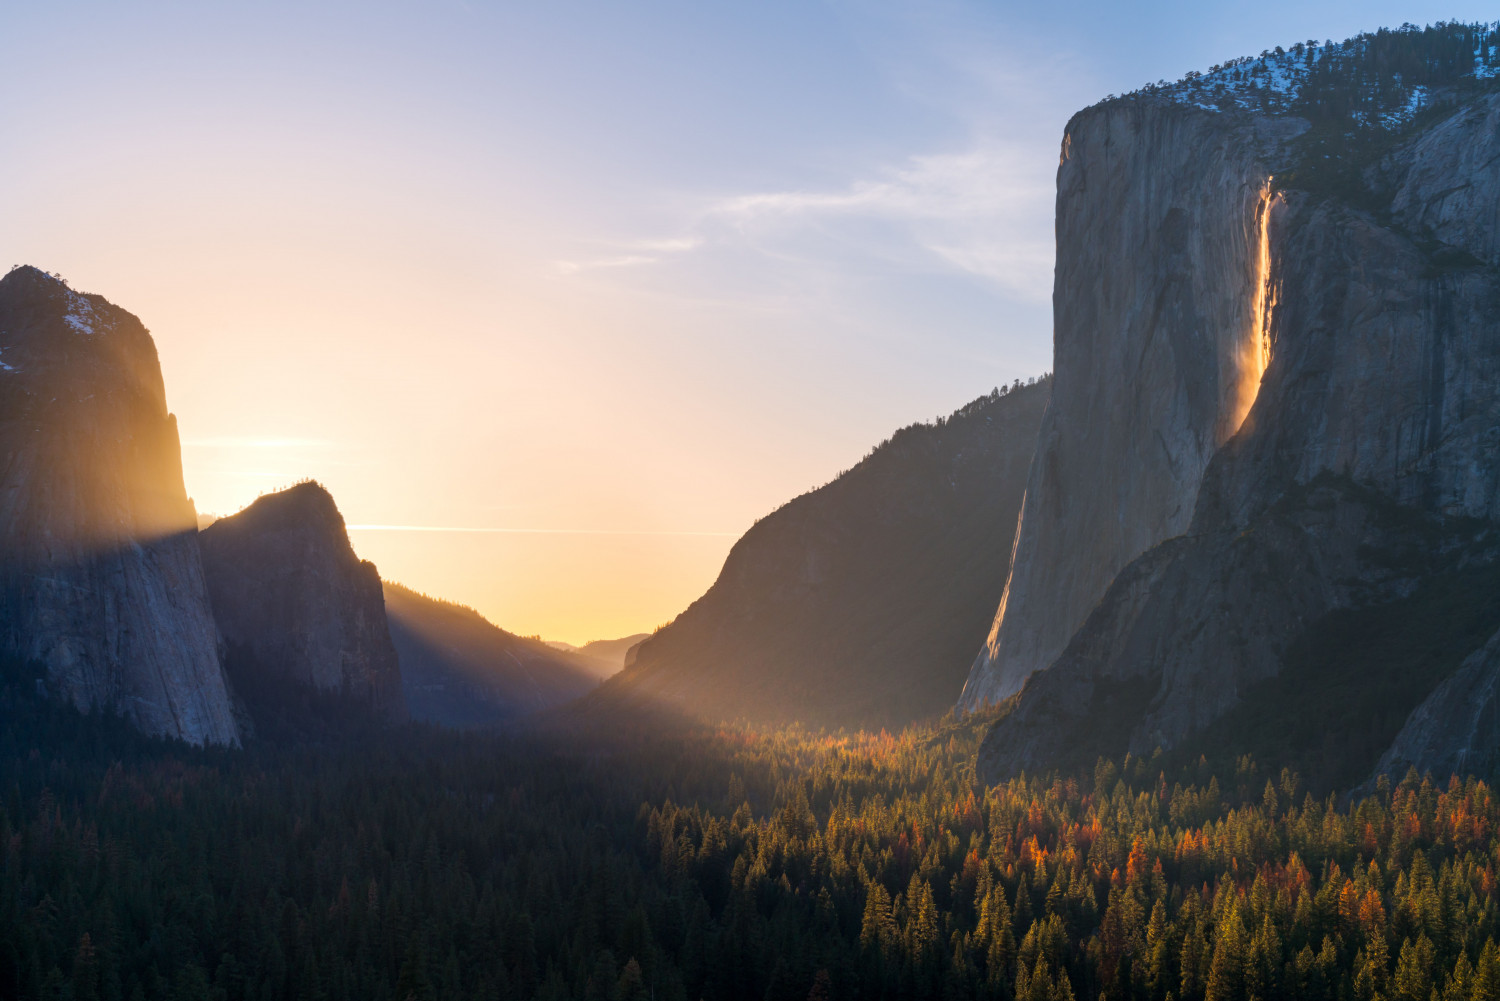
[182,437,336,448]
[555,236,704,274]
[555,254,658,274]
[347,524,739,537]
[701,144,1055,298]
[634,236,702,252]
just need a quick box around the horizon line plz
[345,524,739,537]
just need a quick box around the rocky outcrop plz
[973,40,1500,786]
[0,266,240,745]
[385,582,600,727]
[199,482,406,721]
[587,382,1049,731]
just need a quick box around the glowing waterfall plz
[1226,179,1276,440]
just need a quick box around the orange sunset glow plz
[3,5,1066,645]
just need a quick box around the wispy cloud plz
[555,254,656,274]
[550,12,1067,304]
[634,237,702,253]
[553,142,1055,300]
[555,236,703,274]
[702,143,1054,298]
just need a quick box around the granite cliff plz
[970,25,1500,789]
[957,103,1288,712]
[199,482,406,723]
[0,266,239,745]
[587,381,1049,731]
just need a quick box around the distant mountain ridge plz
[580,380,1050,731]
[385,582,602,726]
[545,634,647,677]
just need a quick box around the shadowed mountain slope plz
[385,582,601,727]
[199,482,406,727]
[581,381,1050,731]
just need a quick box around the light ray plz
[346,524,738,537]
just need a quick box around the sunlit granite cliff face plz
[0,266,240,745]
[971,28,1500,788]
[957,104,1287,712]
[199,482,406,723]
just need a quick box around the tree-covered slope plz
[385,582,601,727]
[6,655,1500,1001]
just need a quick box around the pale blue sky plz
[1,2,1490,640]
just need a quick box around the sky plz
[1,1,1491,643]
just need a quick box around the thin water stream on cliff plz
[1227,179,1278,440]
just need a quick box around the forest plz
[2,661,1500,1001]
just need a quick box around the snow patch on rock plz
[1124,25,1500,129]
[62,293,100,335]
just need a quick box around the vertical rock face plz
[958,105,1288,710]
[0,266,239,745]
[199,482,406,722]
[974,72,1500,786]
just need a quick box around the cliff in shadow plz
[199,482,406,727]
[584,381,1050,731]
[0,266,239,745]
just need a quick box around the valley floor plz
[1,662,1497,1001]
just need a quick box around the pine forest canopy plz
[4,664,1500,1001]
